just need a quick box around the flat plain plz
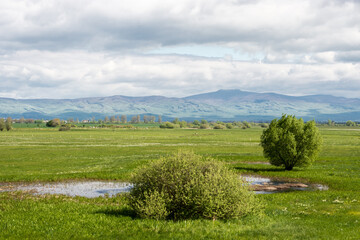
[0,127,359,239]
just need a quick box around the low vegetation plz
[129,151,261,220]
[0,124,359,239]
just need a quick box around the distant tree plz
[136,115,141,123]
[226,123,233,129]
[150,116,156,123]
[110,116,116,123]
[327,119,334,126]
[131,116,137,124]
[201,119,208,124]
[67,118,74,123]
[5,117,12,131]
[0,118,5,131]
[260,115,322,170]
[242,121,251,128]
[180,120,187,128]
[104,116,109,123]
[25,119,34,124]
[213,124,225,129]
[158,115,162,124]
[143,115,149,123]
[200,123,209,129]
[346,120,356,126]
[116,115,120,123]
[46,118,61,127]
[172,118,180,125]
[121,115,127,124]
[91,116,96,123]
[193,120,200,126]
[76,118,79,124]
[19,117,25,124]
[159,122,175,129]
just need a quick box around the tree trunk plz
[285,165,293,170]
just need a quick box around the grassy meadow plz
[0,127,359,239]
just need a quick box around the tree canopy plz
[260,115,322,170]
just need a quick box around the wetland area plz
[0,176,328,197]
[0,126,359,239]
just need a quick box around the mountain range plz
[1,89,360,122]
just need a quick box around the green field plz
[0,127,359,239]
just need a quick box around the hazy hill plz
[1,89,360,121]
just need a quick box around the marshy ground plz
[0,126,359,239]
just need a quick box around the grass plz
[0,127,360,239]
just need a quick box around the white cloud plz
[0,0,360,99]
[1,50,359,99]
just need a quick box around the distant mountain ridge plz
[1,89,360,121]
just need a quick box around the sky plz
[0,0,359,99]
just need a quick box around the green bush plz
[260,115,322,170]
[159,122,175,129]
[242,121,251,128]
[129,151,261,220]
[213,124,225,129]
[59,125,71,131]
[199,123,209,129]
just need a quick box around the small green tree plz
[193,120,200,126]
[0,118,5,131]
[46,118,61,127]
[242,121,251,128]
[260,115,322,170]
[5,117,12,131]
[346,120,356,126]
[172,118,180,124]
[159,122,176,129]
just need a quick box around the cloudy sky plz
[0,0,360,99]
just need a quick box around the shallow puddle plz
[0,176,328,198]
[243,175,328,194]
[1,181,132,198]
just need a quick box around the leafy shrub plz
[193,120,200,126]
[46,118,61,127]
[159,122,175,129]
[226,123,233,129]
[213,124,225,129]
[260,115,322,170]
[59,125,71,131]
[129,151,261,220]
[242,121,251,128]
[199,123,209,129]
[346,120,356,126]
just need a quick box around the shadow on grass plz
[95,208,138,219]
[234,166,291,173]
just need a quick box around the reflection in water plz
[16,182,133,198]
